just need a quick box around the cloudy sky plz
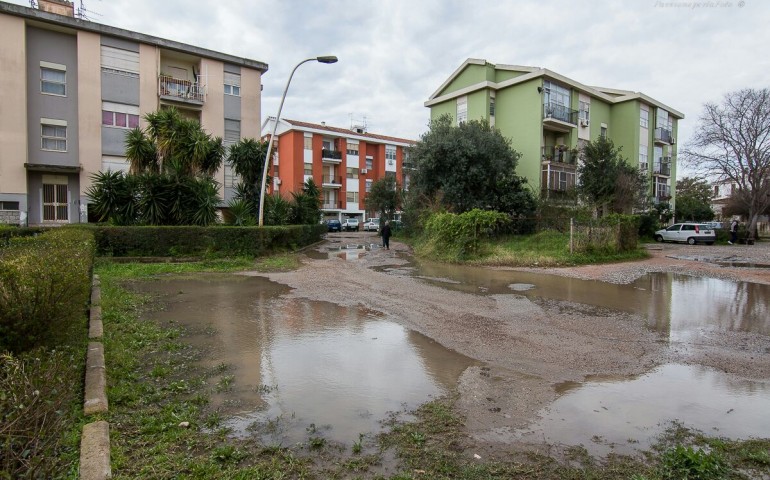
[10,0,769,178]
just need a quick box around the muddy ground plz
[258,233,770,456]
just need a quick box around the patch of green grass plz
[253,253,302,272]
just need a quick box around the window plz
[385,145,397,165]
[322,140,332,151]
[102,103,140,129]
[544,80,571,107]
[224,72,241,96]
[41,63,66,96]
[640,108,649,129]
[224,119,241,146]
[347,167,359,179]
[489,96,496,117]
[579,100,590,121]
[656,108,669,130]
[100,45,139,77]
[456,96,467,124]
[41,120,67,151]
[366,156,373,170]
[102,156,130,173]
[346,191,359,203]
[304,135,313,150]
[548,169,575,191]
[347,143,359,156]
[365,179,373,193]
[0,201,20,211]
[639,148,648,171]
[600,126,607,139]
[304,163,313,175]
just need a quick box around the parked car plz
[363,218,380,232]
[705,221,724,230]
[654,223,716,245]
[326,219,342,232]
[343,218,360,231]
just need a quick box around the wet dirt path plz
[252,233,770,454]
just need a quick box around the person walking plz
[729,218,739,245]
[381,221,392,250]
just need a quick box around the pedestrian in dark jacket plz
[381,221,391,250]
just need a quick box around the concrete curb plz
[81,274,111,478]
[80,421,111,480]
[84,342,108,415]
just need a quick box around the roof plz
[264,118,416,146]
[425,58,684,119]
[0,1,268,72]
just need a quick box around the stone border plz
[80,275,112,479]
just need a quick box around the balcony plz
[653,157,671,176]
[541,146,577,165]
[322,175,342,188]
[654,127,673,144]
[543,102,578,132]
[321,149,343,163]
[158,75,206,105]
[322,201,343,210]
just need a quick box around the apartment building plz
[425,59,684,209]
[261,118,415,222]
[0,0,267,226]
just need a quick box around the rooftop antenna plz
[29,1,38,8]
[75,0,102,20]
[349,113,368,134]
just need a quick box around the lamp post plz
[258,55,338,227]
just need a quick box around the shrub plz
[422,209,510,260]
[1,349,83,477]
[659,445,730,479]
[89,224,325,258]
[0,228,95,352]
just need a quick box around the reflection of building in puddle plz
[516,363,770,457]
[134,275,475,446]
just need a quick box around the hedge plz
[85,224,327,257]
[0,228,95,353]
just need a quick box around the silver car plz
[654,223,716,245]
[363,218,380,232]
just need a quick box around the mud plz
[255,233,770,454]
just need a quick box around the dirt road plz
[264,233,770,453]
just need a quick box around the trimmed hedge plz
[0,228,95,353]
[86,224,326,257]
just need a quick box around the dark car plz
[327,219,342,232]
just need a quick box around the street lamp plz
[258,55,339,226]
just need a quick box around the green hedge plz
[86,224,326,257]
[0,228,95,353]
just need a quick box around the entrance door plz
[42,174,68,222]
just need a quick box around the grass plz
[412,230,649,267]
[96,254,769,479]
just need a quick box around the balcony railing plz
[321,149,343,161]
[543,102,578,125]
[158,75,206,104]
[653,157,671,176]
[541,146,576,165]
[322,201,343,210]
[322,175,342,185]
[654,127,673,144]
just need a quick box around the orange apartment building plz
[261,118,415,222]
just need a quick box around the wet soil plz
[256,233,770,456]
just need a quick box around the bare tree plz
[683,88,770,240]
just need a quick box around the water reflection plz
[517,364,770,456]
[133,275,476,445]
[394,259,770,338]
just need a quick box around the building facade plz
[425,59,684,209]
[261,118,415,222]
[0,0,267,226]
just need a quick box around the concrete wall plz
[78,30,102,217]
[0,14,28,199]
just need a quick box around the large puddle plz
[379,258,770,452]
[133,275,476,446]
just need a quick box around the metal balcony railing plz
[158,75,206,103]
[543,102,578,125]
[654,127,673,144]
[322,175,342,184]
[653,158,671,176]
[541,146,576,165]
[321,149,343,160]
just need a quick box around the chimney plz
[321,121,326,127]
[38,0,75,17]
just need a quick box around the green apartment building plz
[425,58,684,208]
